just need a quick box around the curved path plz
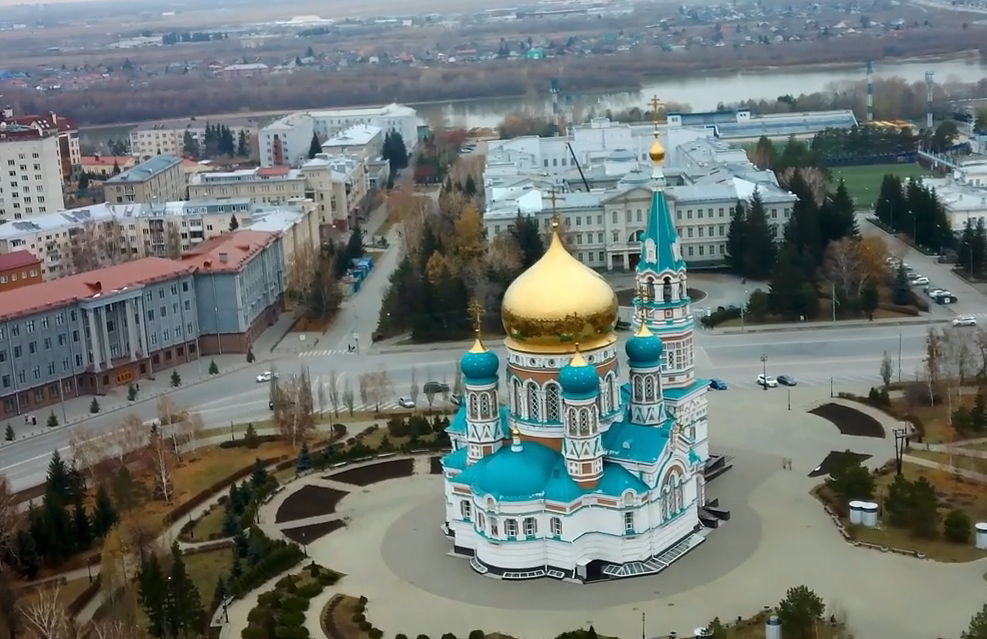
[221,390,987,639]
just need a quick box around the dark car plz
[777,375,798,387]
[424,381,450,395]
[708,378,728,391]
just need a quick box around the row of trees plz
[874,174,952,253]
[182,124,250,160]
[958,217,987,276]
[286,223,365,327]
[412,128,466,185]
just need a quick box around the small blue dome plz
[473,444,556,500]
[460,339,499,381]
[559,352,599,399]
[625,328,663,365]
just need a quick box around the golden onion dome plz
[501,225,618,353]
[648,137,665,164]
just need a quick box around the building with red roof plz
[0,250,42,293]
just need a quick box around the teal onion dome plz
[473,438,555,501]
[625,323,663,366]
[559,350,599,399]
[461,338,499,382]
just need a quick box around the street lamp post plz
[760,354,768,391]
[787,387,791,411]
[893,427,909,476]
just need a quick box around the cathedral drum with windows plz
[440,133,725,583]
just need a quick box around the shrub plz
[443,633,458,639]
[352,613,366,624]
[209,359,220,375]
[417,634,432,639]
[247,607,269,624]
[276,576,296,590]
[317,572,340,586]
[242,626,266,639]
[275,626,310,639]
[281,596,309,613]
[903,382,936,407]
[89,398,100,413]
[700,305,742,328]
[306,563,321,577]
[944,509,972,543]
[296,582,323,599]
[359,622,372,632]
[370,630,384,639]
[279,610,306,627]
[331,423,347,438]
[358,595,368,605]
[395,634,409,639]
[469,631,485,639]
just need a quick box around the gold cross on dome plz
[547,188,561,229]
[467,298,483,335]
[636,305,647,324]
[649,95,664,129]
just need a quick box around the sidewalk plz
[717,315,949,335]
[903,453,987,483]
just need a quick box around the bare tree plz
[155,396,180,427]
[111,415,148,466]
[327,369,340,417]
[0,476,17,559]
[316,374,327,416]
[19,586,70,639]
[973,327,987,378]
[342,379,355,416]
[880,351,894,390]
[278,368,315,448]
[177,410,204,455]
[410,367,420,407]
[358,373,370,408]
[91,619,154,639]
[145,425,174,503]
[824,238,866,303]
[925,327,946,403]
[69,426,104,478]
[285,244,320,307]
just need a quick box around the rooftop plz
[307,102,416,119]
[180,230,279,273]
[0,249,41,271]
[322,124,383,148]
[130,116,260,133]
[80,155,132,168]
[104,155,181,184]
[0,258,194,321]
[0,122,57,142]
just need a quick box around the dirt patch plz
[809,402,886,438]
[282,519,345,544]
[275,485,349,524]
[430,456,443,475]
[330,459,414,486]
[808,450,873,478]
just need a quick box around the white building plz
[923,173,987,230]
[440,140,726,581]
[258,103,417,168]
[320,124,384,160]
[0,198,317,280]
[0,122,67,224]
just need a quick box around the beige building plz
[188,166,307,205]
[0,197,317,280]
[128,117,261,162]
[320,124,384,161]
[0,122,67,224]
[104,155,185,205]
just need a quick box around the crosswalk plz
[299,349,358,358]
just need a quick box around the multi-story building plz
[181,230,286,354]
[302,154,368,230]
[258,103,417,168]
[320,124,384,161]
[222,63,270,80]
[0,250,42,293]
[187,166,307,205]
[0,258,202,418]
[0,198,317,280]
[1,106,81,181]
[0,121,67,224]
[103,155,185,205]
[128,117,260,161]
[79,155,136,178]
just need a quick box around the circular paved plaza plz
[302,390,987,639]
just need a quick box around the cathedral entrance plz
[627,252,640,270]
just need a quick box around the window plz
[527,384,539,421]
[147,309,155,320]
[624,511,635,533]
[489,517,499,537]
[43,337,51,350]
[160,306,167,318]
[0,351,4,363]
[47,362,55,375]
[505,518,518,537]
[0,375,8,389]
[545,383,560,422]
[41,316,48,329]
[25,320,35,333]
[32,366,40,380]
[550,517,562,537]
[523,517,537,536]
[460,500,472,520]
[13,346,21,358]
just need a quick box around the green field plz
[831,163,931,208]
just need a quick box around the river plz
[79,56,987,145]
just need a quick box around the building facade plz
[80,155,135,177]
[182,230,286,354]
[187,166,308,205]
[0,122,67,224]
[441,137,719,581]
[0,250,42,292]
[320,124,384,160]
[128,118,260,161]
[104,155,185,204]
[0,258,202,419]
[1,106,81,181]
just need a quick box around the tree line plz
[874,174,952,253]
[182,123,251,160]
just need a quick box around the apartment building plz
[187,166,307,205]
[302,154,368,229]
[128,117,260,161]
[80,155,135,177]
[0,250,42,293]
[181,230,286,354]
[1,106,81,181]
[0,198,318,281]
[0,122,67,225]
[320,124,384,161]
[258,103,417,168]
[0,258,202,418]
[103,155,185,204]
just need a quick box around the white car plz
[953,315,977,327]
[757,374,778,388]
[256,371,278,383]
[910,276,929,286]
[927,288,945,298]
[398,396,416,409]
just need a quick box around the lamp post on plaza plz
[893,427,909,476]
[760,354,768,391]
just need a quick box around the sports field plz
[831,163,931,209]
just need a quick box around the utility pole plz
[832,281,837,322]
[898,332,903,383]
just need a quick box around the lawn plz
[19,577,92,610]
[888,394,975,445]
[831,163,930,208]
[188,505,227,541]
[184,547,235,607]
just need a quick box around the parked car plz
[777,375,798,386]
[708,378,728,391]
[925,287,944,297]
[424,381,450,395]
[757,374,778,388]
[398,396,416,409]
[256,371,278,383]
[910,276,929,286]
[953,315,977,327]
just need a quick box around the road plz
[1,216,984,491]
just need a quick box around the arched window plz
[545,383,561,423]
[578,408,590,435]
[513,378,523,417]
[663,276,673,302]
[610,376,619,412]
[646,278,655,301]
[601,378,611,415]
[679,280,686,300]
[479,393,491,419]
[527,384,540,421]
[661,487,669,520]
[632,375,643,402]
[644,376,655,402]
[676,478,685,512]
[468,393,479,420]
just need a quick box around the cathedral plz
[440,128,729,582]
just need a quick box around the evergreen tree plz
[208,359,219,375]
[90,397,100,413]
[171,370,181,387]
[343,222,365,270]
[308,132,321,159]
[46,450,71,501]
[221,506,240,537]
[875,174,907,231]
[860,278,879,320]
[112,160,121,175]
[974,391,987,431]
[382,131,409,172]
[769,246,817,320]
[4,424,13,441]
[743,190,777,279]
[236,130,249,157]
[182,130,199,159]
[92,484,118,537]
[229,214,239,232]
[463,175,478,198]
[296,441,312,473]
[78,173,90,191]
[892,263,912,305]
[726,200,747,273]
[139,555,168,638]
[244,422,259,448]
[212,576,228,609]
[508,213,546,269]
[166,541,206,638]
[47,411,58,428]
[827,178,859,239]
[14,530,39,579]
[41,494,74,563]
[72,493,92,550]
[250,458,269,491]
[777,585,825,639]
[782,172,822,274]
